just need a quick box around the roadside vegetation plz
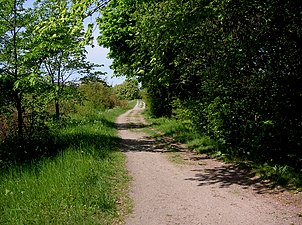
[0,1,142,222]
[1,0,301,223]
[99,0,302,189]
[0,86,134,224]
[146,114,302,189]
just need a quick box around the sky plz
[24,0,125,86]
[83,14,125,86]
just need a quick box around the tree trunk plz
[15,93,24,147]
[55,98,60,119]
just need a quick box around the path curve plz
[117,101,302,225]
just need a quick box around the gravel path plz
[117,101,302,225]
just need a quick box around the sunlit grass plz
[166,152,185,165]
[0,105,131,224]
[146,115,302,188]
[146,116,217,153]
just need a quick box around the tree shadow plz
[185,164,284,194]
[117,119,168,152]
[116,117,287,194]
[57,133,120,156]
[116,121,151,130]
[118,122,188,153]
[0,117,121,174]
[120,138,165,152]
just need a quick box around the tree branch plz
[84,0,109,18]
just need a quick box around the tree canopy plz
[98,0,302,168]
[1,0,301,176]
[0,0,107,161]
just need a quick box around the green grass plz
[126,100,138,110]
[166,152,185,165]
[145,115,302,189]
[0,105,131,224]
[254,163,302,189]
[145,116,217,153]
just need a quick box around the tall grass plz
[0,105,131,224]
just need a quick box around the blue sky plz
[24,0,125,86]
[84,14,125,86]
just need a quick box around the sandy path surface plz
[117,101,302,225]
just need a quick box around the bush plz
[78,82,127,111]
[113,79,141,100]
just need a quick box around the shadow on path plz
[117,107,284,196]
[117,118,185,153]
[121,137,165,153]
[186,164,283,195]
[116,122,150,130]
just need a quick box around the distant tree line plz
[98,0,302,169]
[113,79,141,100]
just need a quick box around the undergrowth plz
[146,115,302,189]
[0,105,131,224]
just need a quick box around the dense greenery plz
[79,81,127,110]
[98,0,302,174]
[0,0,104,162]
[0,104,131,224]
[0,0,133,223]
[113,79,141,100]
[146,115,302,187]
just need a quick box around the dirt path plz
[117,101,302,225]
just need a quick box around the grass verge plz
[145,115,302,189]
[165,152,186,165]
[0,106,132,224]
[144,116,216,153]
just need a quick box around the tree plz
[79,72,108,85]
[98,0,302,168]
[0,0,36,145]
[30,0,101,119]
[113,79,140,100]
[0,0,114,164]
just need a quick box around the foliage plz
[78,82,126,112]
[113,79,141,100]
[98,0,302,174]
[0,0,108,159]
[30,0,103,119]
